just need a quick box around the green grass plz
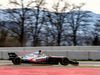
[0,65,100,68]
[0,59,9,61]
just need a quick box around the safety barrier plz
[0,46,100,60]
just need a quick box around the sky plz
[0,0,100,14]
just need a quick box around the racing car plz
[8,50,79,66]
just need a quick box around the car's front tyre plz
[60,57,69,66]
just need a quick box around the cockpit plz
[24,52,46,58]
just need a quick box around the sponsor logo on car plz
[36,58,46,61]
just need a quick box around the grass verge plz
[0,65,100,68]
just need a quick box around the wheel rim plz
[13,57,21,65]
[61,57,69,65]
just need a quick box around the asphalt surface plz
[0,60,100,66]
[79,61,100,66]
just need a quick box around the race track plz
[0,61,100,75]
[0,60,100,66]
[0,67,100,75]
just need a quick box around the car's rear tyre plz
[60,57,69,65]
[12,57,21,65]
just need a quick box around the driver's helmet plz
[42,53,46,56]
[39,50,41,53]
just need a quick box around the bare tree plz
[91,17,100,45]
[0,29,8,47]
[94,19,100,37]
[3,0,34,46]
[29,0,46,46]
[44,0,69,46]
[66,3,91,46]
[92,34,100,46]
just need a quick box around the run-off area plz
[0,67,100,75]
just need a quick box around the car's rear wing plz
[8,53,17,60]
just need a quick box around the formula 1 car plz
[8,51,79,66]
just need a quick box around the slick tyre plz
[60,57,69,66]
[12,57,21,65]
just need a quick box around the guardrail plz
[0,46,100,51]
[0,46,100,60]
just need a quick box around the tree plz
[92,19,100,46]
[0,22,23,47]
[94,19,100,37]
[92,34,100,46]
[44,0,69,46]
[28,0,46,46]
[3,0,34,46]
[0,29,8,47]
[66,3,91,46]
